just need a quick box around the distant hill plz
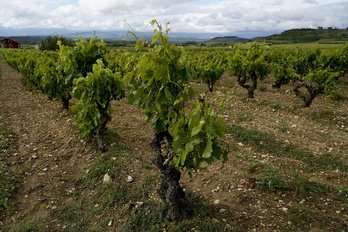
[3,28,348,46]
[257,28,348,44]
[203,36,250,45]
[0,36,46,45]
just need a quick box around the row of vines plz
[1,21,348,220]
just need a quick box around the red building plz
[0,38,21,49]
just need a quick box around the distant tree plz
[40,35,73,51]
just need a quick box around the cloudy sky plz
[1,0,348,37]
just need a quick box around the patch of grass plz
[52,204,89,231]
[82,151,129,188]
[272,103,283,111]
[286,105,302,115]
[318,132,332,138]
[0,163,17,211]
[328,91,347,101]
[336,185,348,206]
[258,166,285,192]
[247,161,268,174]
[258,166,330,195]
[0,138,9,150]
[0,123,11,137]
[310,108,334,120]
[259,84,267,92]
[278,120,290,133]
[287,204,313,230]
[12,219,44,232]
[0,123,17,211]
[57,205,80,222]
[0,123,11,150]
[310,108,348,127]
[226,124,348,172]
[235,110,253,122]
[119,192,240,232]
[256,99,272,106]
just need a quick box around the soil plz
[0,54,347,231]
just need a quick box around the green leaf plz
[128,89,143,105]
[185,138,201,152]
[188,87,195,100]
[191,120,205,137]
[214,118,226,138]
[152,117,166,132]
[202,140,213,159]
[122,71,134,83]
[164,88,173,101]
[180,150,188,166]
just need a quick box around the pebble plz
[103,174,112,184]
[214,199,220,205]
[127,175,134,183]
[219,209,226,213]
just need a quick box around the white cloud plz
[0,0,347,36]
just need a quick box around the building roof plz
[0,38,20,44]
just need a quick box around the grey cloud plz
[303,0,317,4]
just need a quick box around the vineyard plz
[0,23,348,231]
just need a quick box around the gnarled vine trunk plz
[149,131,189,221]
[61,93,71,110]
[95,101,111,152]
[272,78,283,89]
[293,81,322,107]
[237,75,258,98]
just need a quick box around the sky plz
[1,0,348,38]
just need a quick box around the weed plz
[258,166,285,192]
[310,108,333,120]
[119,191,240,232]
[257,99,272,106]
[0,123,11,137]
[226,124,348,172]
[318,132,332,138]
[336,185,348,206]
[56,205,80,222]
[287,205,313,230]
[278,120,290,133]
[235,110,253,121]
[310,108,348,128]
[12,219,43,232]
[258,165,330,196]
[247,161,268,174]
[286,171,330,195]
[0,163,17,211]
[259,84,267,92]
[0,123,11,150]
[272,103,283,111]
[0,123,17,211]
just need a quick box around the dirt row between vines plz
[1,54,347,231]
[0,55,98,230]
